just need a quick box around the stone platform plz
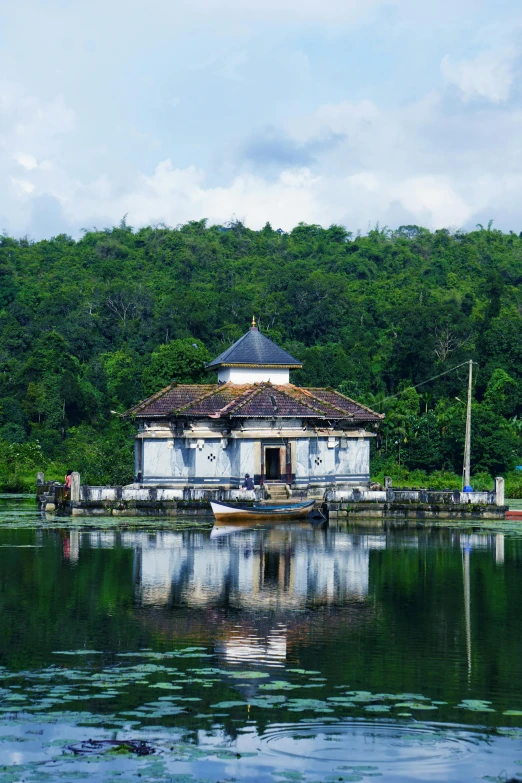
[36,474,507,520]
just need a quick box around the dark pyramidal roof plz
[207,324,302,369]
[126,382,383,423]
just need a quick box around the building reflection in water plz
[79,526,504,609]
[126,527,375,609]
[78,528,508,612]
[76,525,507,668]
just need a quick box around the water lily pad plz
[229,671,269,679]
[457,699,495,713]
[394,702,437,711]
[52,650,103,655]
[327,698,355,706]
[259,681,300,691]
[346,691,375,703]
[210,701,246,709]
[249,698,286,708]
[286,698,334,712]
[149,683,183,690]
[503,710,522,716]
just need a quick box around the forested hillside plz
[1,219,521,492]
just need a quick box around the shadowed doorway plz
[265,448,281,481]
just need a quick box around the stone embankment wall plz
[36,474,506,519]
[37,474,263,516]
[325,480,505,520]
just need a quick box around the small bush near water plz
[372,460,522,498]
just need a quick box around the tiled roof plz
[126,385,217,417]
[207,327,302,369]
[126,383,383,422]
[304,389,384,421]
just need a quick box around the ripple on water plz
[259,720,483,771]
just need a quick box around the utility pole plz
[463,359,473,490]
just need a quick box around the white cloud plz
[441,50,515,103]
[59,83,522,232]
[2,5,522,237]
[0,85,516,236]
[45,158,474,234]
[68,162,323,230]
[14,153,38,170]
[10,178,35,195]
[440,23,522,103]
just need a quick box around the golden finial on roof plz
[251,315,256,328]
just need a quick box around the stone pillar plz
[70,531,80,562]
[384,476,392,489]
[71,472,81,503]
[135,438,143,483]
[495,476,505,507]
[495,534,504,565]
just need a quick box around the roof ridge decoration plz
[226,382,332,419]
[207,384,262,418]
[175,382,234,415]
[225,383,271,416]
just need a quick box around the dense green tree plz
[0,219,520,488]
[102,350,142,411]
[484,368,519,418]
[141,338,211,396]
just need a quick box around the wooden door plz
[285,442,292,484]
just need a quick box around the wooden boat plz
[210,499,315,522]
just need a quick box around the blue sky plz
[1,0,522,237]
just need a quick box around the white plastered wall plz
[218,367,290,384]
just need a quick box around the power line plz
[373,360,478,409]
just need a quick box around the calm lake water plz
[1,496,522,782]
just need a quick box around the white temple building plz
[126,320,383,496]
